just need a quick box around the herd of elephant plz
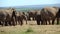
[0,7,60,26]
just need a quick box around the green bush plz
[25,27,33,33]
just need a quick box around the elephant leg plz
[12,20,15,26]
[43,20,46,25]
[41,20,43,25]
[0,21,2,25]
[5,21,8,26]
[15,21,17,25]
[33,17,35,20]
[20,20,23,26]
[12,21,15,26]
[45,20,47,25]
[1,21,4,26]
[0,21,3,26]
[52,19,55,25]
[19,21,20,25]
[44,20,47,25]
[43,20,47,25]
[14,18,17,25]
[28,16,31,21]
[13,17,16,26]
[48,20,51,25]
[52,17,56,25]
[26,19,27,24]
[14,21,17,25]
[36,20,40,25]
[18,20,20,25]
[57,18,59,25]
[8,21,12,26]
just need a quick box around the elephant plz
[0,8,17,26]
[35,11,43,25]
[4,9,27,26]
[0,9,12,26]
[40,7,60,25]
[11,8,17,26]
[15,11,27,26]
[0,8,28,26]
[27,10,37,21]
[3,8,17,26]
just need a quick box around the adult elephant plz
[27,10,37,21]
[40,7,60,25]
[5,8,16,26]
[0,8,17,26]
[16,11,27,26]
[35,10,43,25]
[0,9,12,26]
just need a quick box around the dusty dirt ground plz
[0,21,60,34]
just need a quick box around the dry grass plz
[0,21,60,34]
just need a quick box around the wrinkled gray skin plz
[40,7,60,25]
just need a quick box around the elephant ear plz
[0,12,4,17]
[46,10,54,17]
[45,7,58,16]
[0,10,6,19]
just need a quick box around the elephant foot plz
[20,23,23,26]
[5,24,8,26]
[49,23,51,25]
[36,20,40,25]
[13,24,16,26]
[52,24,54,25]
[52,22,54,25]
[20,21,23,26]
[1,24,4,26]
[46,23,47,25]
[37,23,40,25]
[9,24,12,26]
[12,23,16,26]
[8,22,12,26]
